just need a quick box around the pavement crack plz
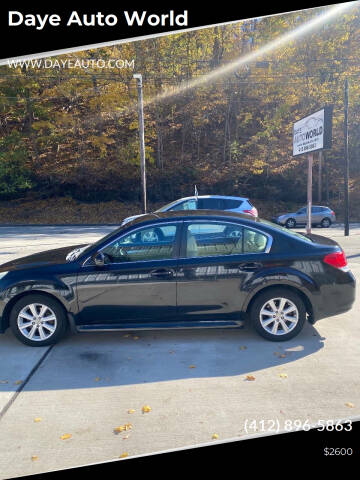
[0,345,54,421]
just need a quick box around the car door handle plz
[238,262,262,272]
[150,268,175,278]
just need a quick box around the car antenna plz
[194,185,198,198]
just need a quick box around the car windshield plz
[66,245,91,261]
[155,199,192,212]
[76,227,124,260]
[259,219,313,243]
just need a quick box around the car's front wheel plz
[9,294,68,347]
[250,288,306,341]
[285,218,296,228]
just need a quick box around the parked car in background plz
[272,206,336,228]
[0,210,355,346]
[122,195,258,225]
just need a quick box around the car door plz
[176,220,272,321]
[295,208,307,224]
[76,222,181,327]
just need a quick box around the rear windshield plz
[259,219,313,243]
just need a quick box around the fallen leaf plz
[14,380,22,385]
[95,377,101,382]
[245,375,256,381]
[142,405,151,413]
[119,452,129,458]
[128,409,135,414]
[239,346,247,350]
[345,402,354,408]
[60,434,72,440]
[279,354,287,358]
[133,336,139,340]
[34,418,42,423]
[114,424,132,434]
[114,426,125,433]
[189,365,196,369]
[212,434,219,439]
[123,334,130,338]
[123,435,129,440]
[31,455,39,461]
[279,373,288,379]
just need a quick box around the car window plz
[223,199,243,209]
[167,199,197,211]
[197,198,224,209]
[102,224,178,263]
[297,208,306,214]
[243,228,268,253]
[185,222,268,258]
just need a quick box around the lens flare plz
[146,2,358,105]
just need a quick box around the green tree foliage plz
[0,5,360,208]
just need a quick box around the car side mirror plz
[92,251,105,267]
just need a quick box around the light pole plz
[344,78,349,236]
[133,73,147,214]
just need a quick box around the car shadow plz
[0,321,325,393]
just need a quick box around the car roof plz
[299,205,331,209]
[172,195,249,201]
[128,210,256,227]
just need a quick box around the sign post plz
[306,153,313,234]
[293,106,332,234]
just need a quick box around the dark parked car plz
[0,210,355,346]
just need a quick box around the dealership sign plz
[293,106,332,156]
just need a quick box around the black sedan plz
[0,211,355,346]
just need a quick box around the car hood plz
[0,244,88,272]
[275,212,295,218]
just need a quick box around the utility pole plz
[344,78,349,236]
[133,73,147,214]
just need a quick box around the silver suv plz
[272,205,336,228]
[122,195,258,225]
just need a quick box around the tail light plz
[243,208,258,217]
[330,211,335,216]
[323,250,348,271]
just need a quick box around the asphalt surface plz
[0,224,359,478]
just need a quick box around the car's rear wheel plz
[9,294,68,347]
[250,288,306,341]
[285,218,296,228]
[321,217,331,228]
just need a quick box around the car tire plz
[320,218,331,228]
[250,288,306,342]
[9,294,68,347]
[285,218,296,228]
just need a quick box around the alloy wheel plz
[259,297,299,335]
[17,303,57,341]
